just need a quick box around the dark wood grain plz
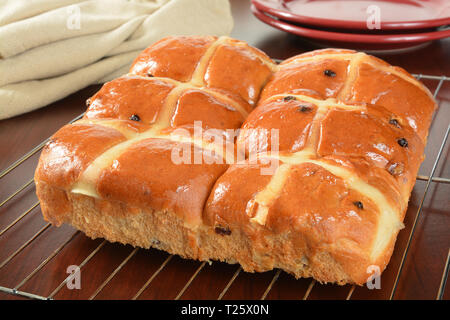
[0,0,448,300]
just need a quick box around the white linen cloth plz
[0,0,233,119]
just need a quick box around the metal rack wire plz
[0,74,448,300]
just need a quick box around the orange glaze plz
[318,106,424,192]
[130,36,216,81]
[317,155,403,211]
[237,97,316,155]
[169,88,245,134]
[205,43,273,106]
[97,138,228,227]
[227,37,274,63]
[204,159,274,227]
[323,155,404,213]
[281,48,356,65]
[204,87,254,114]
[266,162,378,249]
[346,62,436,141]
[85,76,175,126]
[35,124,126,189]
[82,118,151,136]
[260,58,350,101]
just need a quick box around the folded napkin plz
[0,0,233,120]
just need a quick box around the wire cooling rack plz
[0,74,448,300]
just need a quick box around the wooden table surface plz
[0,0,449,300]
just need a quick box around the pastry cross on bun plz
[35,36,436,285]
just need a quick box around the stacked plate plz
[251,0,450,51]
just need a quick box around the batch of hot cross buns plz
[35,36,436,285]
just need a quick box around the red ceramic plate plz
[252,0,450,30]
[251,4,450,50]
